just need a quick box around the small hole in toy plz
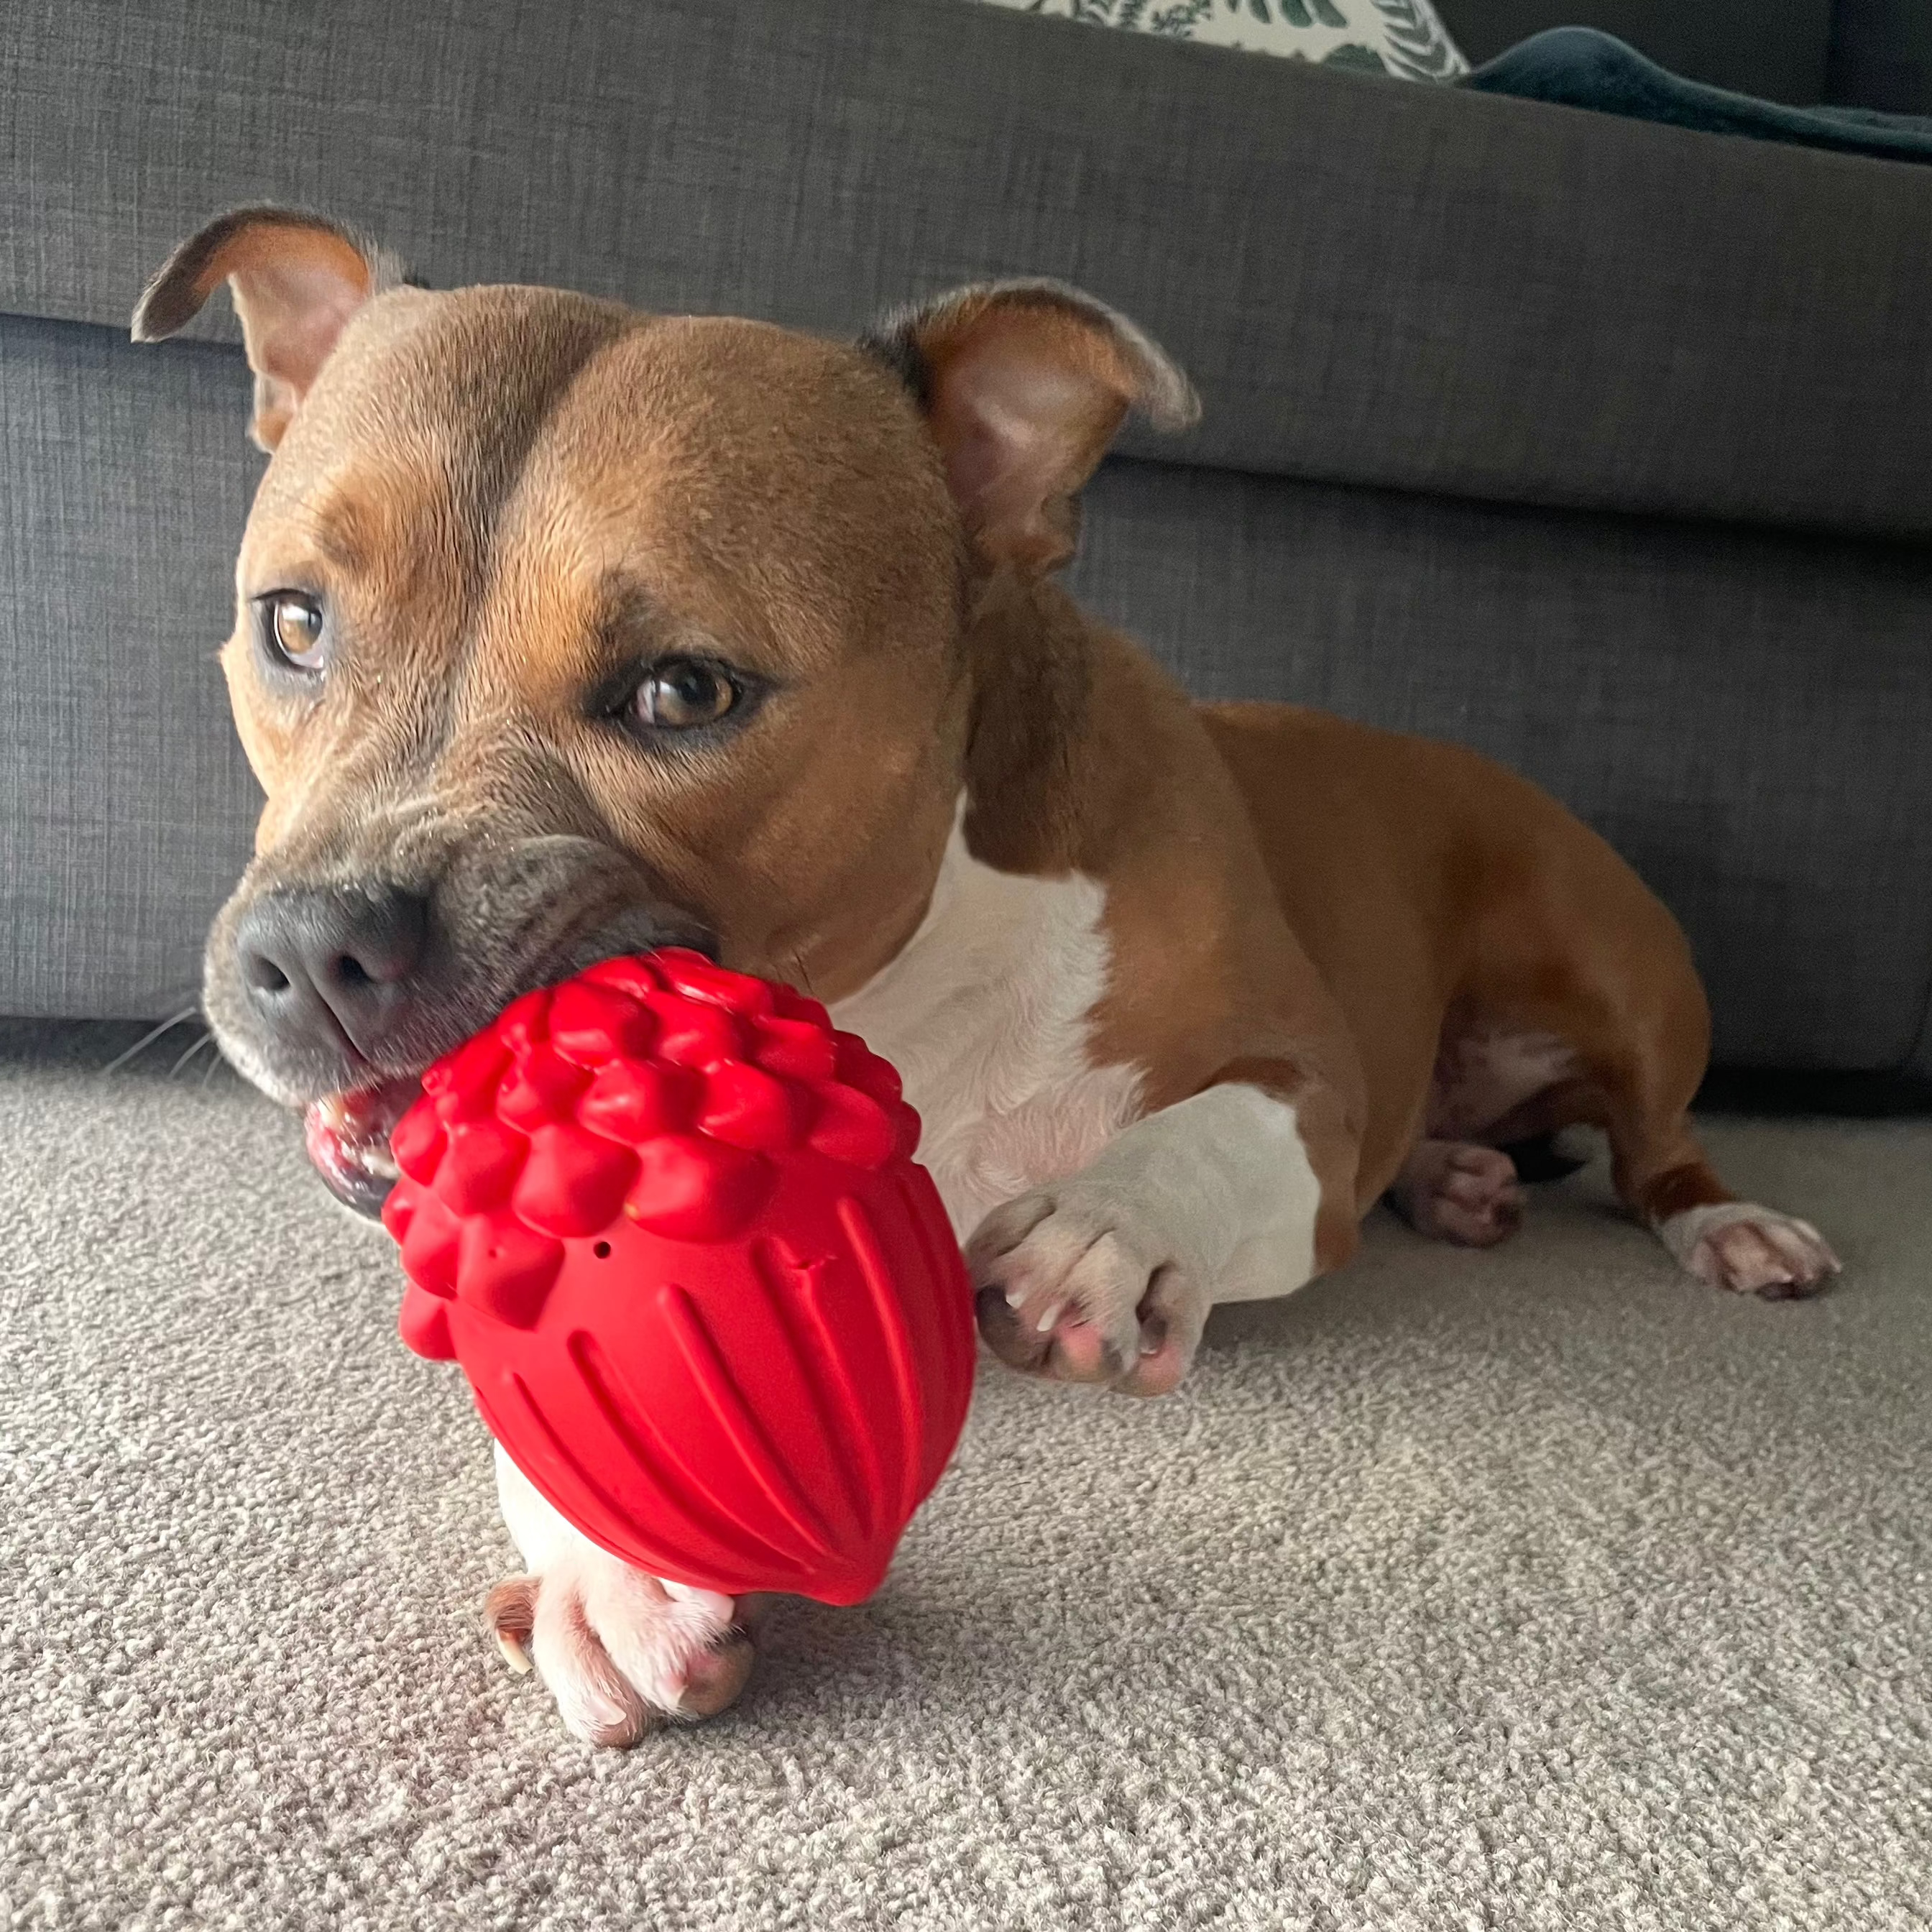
[593,1241,611,1259]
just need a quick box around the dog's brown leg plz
[1461,857,1840,1299]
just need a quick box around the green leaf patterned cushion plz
[972,0,1468,80]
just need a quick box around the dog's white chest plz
[830,814,1144,1239]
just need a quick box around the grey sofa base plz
[4,313,1928,1081]
[1072,459,1932,1077]
[1,320,260,1026]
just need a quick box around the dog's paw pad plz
[1389,1141,1524,1248]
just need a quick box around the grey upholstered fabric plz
[0,317,259,1020]
[5,303,1928,1073]
[1072,460,1932,1075]
[1437,0,1834,101]
[2,0,1928,1075]
[5,0,1932,537]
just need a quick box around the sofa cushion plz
[970,0,1466,81]
[3,0,1930,540]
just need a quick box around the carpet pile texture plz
[2,1021,1927,1929]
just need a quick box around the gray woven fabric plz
[4,311,1929,1072]
[1071,459,1932,1074]
[1437,0,1833,101]
[5,0,1932,535]
[3,1023,1928,1928]
[0,317,260,1020]
[4,0,1930,1064]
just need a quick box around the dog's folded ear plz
[861,281,1198,575]
[132,208,403,451]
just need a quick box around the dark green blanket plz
[1466,27,1932,165]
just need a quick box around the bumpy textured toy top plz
[380,951,974,1605]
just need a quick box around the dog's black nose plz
[234,884,430,1062]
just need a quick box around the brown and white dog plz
[135,208,1838,1746]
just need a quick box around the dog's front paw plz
[966,1184,1208,1397]
[491,1450,755,1746]
[484,1563,754,1748]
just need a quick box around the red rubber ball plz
[381,950,975,1606]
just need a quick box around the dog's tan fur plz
[134,211,1838,1743]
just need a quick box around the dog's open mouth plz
[304,1077,424,1218]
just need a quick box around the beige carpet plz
[2,1019,1928,1931]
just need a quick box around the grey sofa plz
[4,0,1930,1081]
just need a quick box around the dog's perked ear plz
[861,280,1199,575]
[132,207,404,451]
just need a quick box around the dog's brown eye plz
[632,658,737,730]
[261,592,326,672]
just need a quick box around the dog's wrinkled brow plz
[268,290,642,560]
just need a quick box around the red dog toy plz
[380,951,975,1606]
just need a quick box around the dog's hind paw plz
[1659,1202,1840,1300]
[1387,1139,1524,1248]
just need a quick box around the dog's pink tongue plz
[304,1077,423,1216]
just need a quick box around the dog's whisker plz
[100,1007,203,1077]
[167,1031,218,1080]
